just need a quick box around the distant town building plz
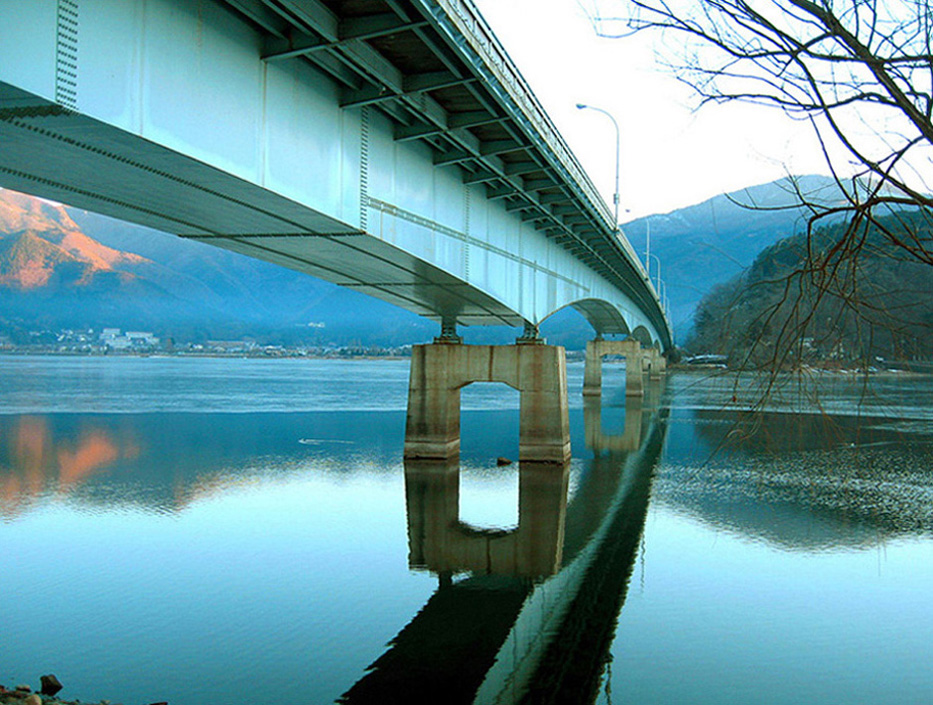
[207,340,257,353]
[99,328,159,350]
[126,331,160,346]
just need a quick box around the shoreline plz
[0,349,414,361]
[0,679,137,705]
[1,349,929,375]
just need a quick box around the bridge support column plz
[583,342,603,398]
[435,315,463,344]
[405,343,570,464]
[648,348,665,380]
[582,339,644,398]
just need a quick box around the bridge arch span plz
[541,298,663,350]
[563,299,631,338]
[630,325,657,349]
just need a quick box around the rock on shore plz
[0,676,164,705]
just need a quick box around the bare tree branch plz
[586,0,933,373]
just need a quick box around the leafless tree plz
[582,0,933,372]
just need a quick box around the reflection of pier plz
[583,377,664,456]
[340,390,668,704]
[475,406,666,704]
[584,398,643,455]
[406,461,569,580]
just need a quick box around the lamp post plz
[576,103,620,228]
[646,252,663,299]
[645,219,651,276]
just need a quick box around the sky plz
[472,0,832,221]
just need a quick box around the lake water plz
[1,356,931,704]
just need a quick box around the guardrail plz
[435,2,611,214]
[418,0,669,339]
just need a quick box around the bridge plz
[0,0,671,461]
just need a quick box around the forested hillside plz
[689,210,933,367]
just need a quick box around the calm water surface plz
[1,356,931,704]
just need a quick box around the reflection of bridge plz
[340,392,668,704]
[0,0,670,461]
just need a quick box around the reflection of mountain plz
[0,411,405,519]
[655,409,933,549]
[0,416,137,517]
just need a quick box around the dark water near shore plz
[1,356,932,704]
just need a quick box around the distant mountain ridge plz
[623,175,840,333]
[0,191,148,290]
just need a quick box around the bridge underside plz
[1,82,659,336]
[0,83,526,327]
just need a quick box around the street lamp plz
[646,252,663,298]
[645,219,651,276]
[576,103,620,228]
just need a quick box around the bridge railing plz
[418,0,669,341]
[423,1,650,276]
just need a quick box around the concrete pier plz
[405,343,571,464]
[583,338,645,398]
[647,347,666,380]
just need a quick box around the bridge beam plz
[405,343,570,464]
[583,339,645,398]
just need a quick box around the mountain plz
[0,191,197,334]
[622,175,841,334]
[0,189,435,345]
[0,191,147,289]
